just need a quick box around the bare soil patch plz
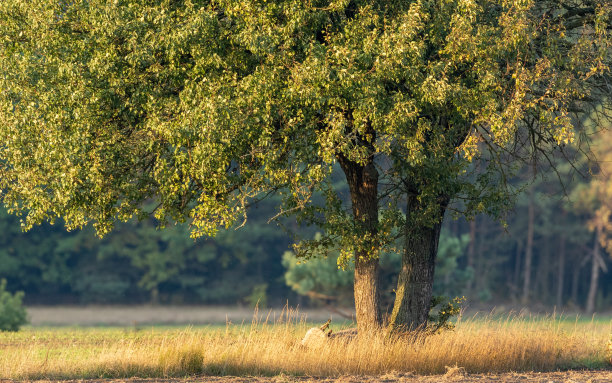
[7,370,612,383]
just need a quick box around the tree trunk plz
[474,216,487,293]
[513,239,522,301]
[556,227,566,308]
[586,224,602,315]
[571,260,580,305]
[538,237,550,303]
[387,195,447,332]
[466,218,476,293]
[150,287,159,305]
[522,189,535,306]
[338,155,382,332]
[354,254,381,331]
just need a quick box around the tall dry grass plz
[0,309,609,380]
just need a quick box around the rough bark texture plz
[387,195,448,332]
[354,254,381,331]
[338,154,382,332]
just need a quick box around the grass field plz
[24,305,338,326]
[1,309,611,380]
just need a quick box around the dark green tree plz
[0,279,27,332]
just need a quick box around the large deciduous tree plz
[0,0,610,332]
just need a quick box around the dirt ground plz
[7,370,612,383]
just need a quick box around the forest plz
[2,150,611,315]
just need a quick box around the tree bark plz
[522,189,535,306]
[387,195,447,332]
[586,224,602,315]
[354,254,381,331]
[338,155,382,333]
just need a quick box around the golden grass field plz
[1,308,611,382]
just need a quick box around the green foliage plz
[283,246,354,305]
[0,200,294,305]
[0,0,608,245]
[245,283,269,309]
[0,279,27,332]
[0,0,609,326]
[427,296,464,335]
[72,274,132,304]
[434,233,473,296]
[284,230,471,306]
[283,231,406,307]
[283,231,354,303]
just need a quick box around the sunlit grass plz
[1,309,610,380]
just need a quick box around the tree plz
[283,229,470,319]
[570,127,612,314]
[0,279,27,332]
[0,0,610,333]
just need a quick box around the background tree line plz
[2,153,612,314]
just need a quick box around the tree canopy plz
[0,0,610,331]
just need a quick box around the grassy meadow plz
[1,309,611,380]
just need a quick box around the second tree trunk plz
[387,196,447,331]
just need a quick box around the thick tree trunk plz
[387,196,447,332]
[522,189,535,306]
[338,155,382,332]
[586,224,602,315]
[354,254,381,331]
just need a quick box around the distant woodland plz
[1,157,611,314]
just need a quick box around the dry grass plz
[0,309,610,380]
